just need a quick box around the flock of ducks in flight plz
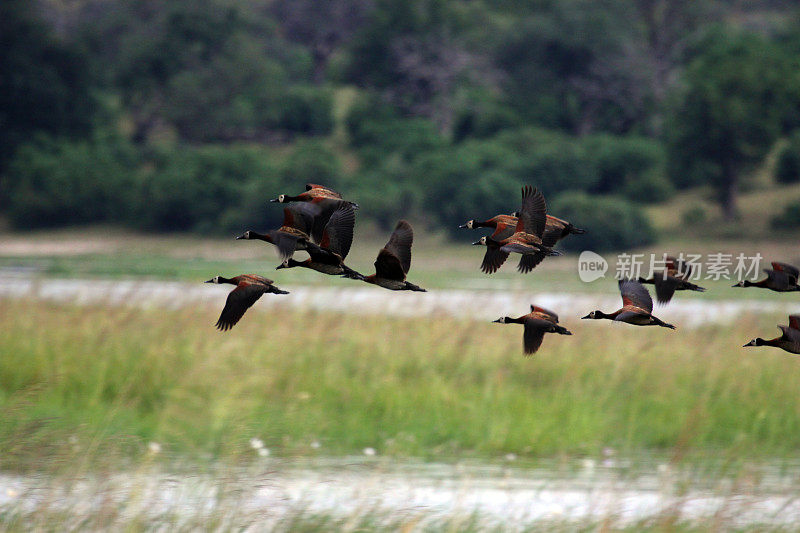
[205,183,800,356]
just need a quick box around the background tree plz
[667,29,800,220]
[269,0,375,84]
[0,0,95,173]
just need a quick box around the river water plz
[2,458,800,529]
[0,276,792,327]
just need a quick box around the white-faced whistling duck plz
[236,203,319,262]
[472,186,560,274]
[493,304,572,355]
[638,255,706,304]
[276,204,364,280]
[205,274,289,331]
[270,184,359,243]
[733,262,800,292]
[362,220,426,291]
[743,314,800,354]
[581,279,676,329]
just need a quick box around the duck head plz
[732,280,752,288]
[743,337,765,347]
[459,220,475,229]
[270,194,287,203]
[472,236,487,246]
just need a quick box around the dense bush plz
[771,199,800,229]
[275,86,335,136]
[775,132,800,184]
[4,133,138,228]
[549,191,656,252]
[133,145,282,233]
[580,135,671,202]
[492,128,599,195]
[411,140,524,230]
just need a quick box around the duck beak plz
[204,279,214,283]
[492,318,503,323]
[471,240,482,245]
[458,223,469,229]
[581,314,591,319]
[235,234,246,240]
[276,262,287,270]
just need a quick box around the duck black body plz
[205,274,289,331]
[581,280,676,329]
[274,204,365,280]
[493,305,572,355]
[733,262,800,292]
[362,220,426,291]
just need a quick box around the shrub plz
[493,128,599,196]
[4,133,138,228]
[775,132,800,184]
[549,191,656,252]
[275,86,334,136]
[133,145,280,233]
[771,199,800,229]
[580,134,670,200]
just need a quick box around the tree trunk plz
[721,159,739,221]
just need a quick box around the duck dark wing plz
[283,204,318,235]
[665,256,694,278]
[311,198,354,244]
[523,318,552,355]
[515,186,547,238]
[215,283,267,331]
[384,220,414,275]
[653,274,679,305]
[619,279,653,314]
[271,230,303,262]
[517,225,560,273]
[772,262,799,281]
[319,204,355,259]
[765,268,793,287]
[480,245,509,274]
[789,314,800,331]
[374,248,406,281]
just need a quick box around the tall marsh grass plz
[2,299,800,469]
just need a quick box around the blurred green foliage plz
[771,199,800,229]
[550,192,656,252]
[776,132,800,184]
[2,0,800,237]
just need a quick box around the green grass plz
[3,300,800,472]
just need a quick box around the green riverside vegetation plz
[3,299,800,470]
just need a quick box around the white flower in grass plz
[581,458,596,471]
[250,438,265,450]
[147,442,161,455]
[310,440,321,449]
[258,448,270,457]
[363,447,377,456]
[504,453,517,462]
